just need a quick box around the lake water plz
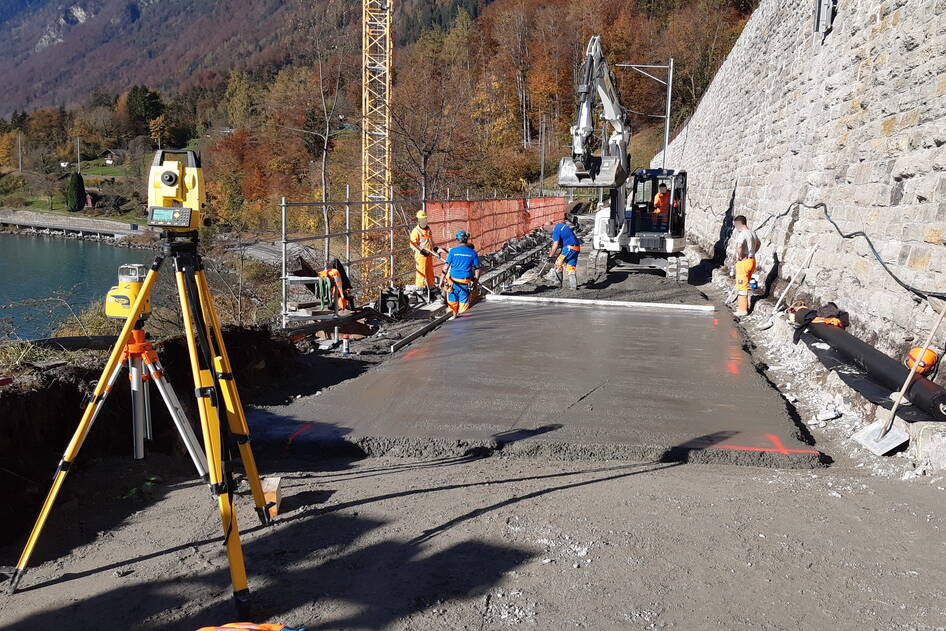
[0,234,153,339]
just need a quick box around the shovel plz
[853,296,946,455]
[758,245,817,331]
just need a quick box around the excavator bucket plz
[558,156,628,188]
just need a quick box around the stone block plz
[909,423,946,470]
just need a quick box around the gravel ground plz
[1,453,943,630]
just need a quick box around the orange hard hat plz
[905,347,939,375]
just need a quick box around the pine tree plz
[65,172,86,213]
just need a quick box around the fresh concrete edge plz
[390,311,453,353]
[262,432,821,469]
[485,293,716,313]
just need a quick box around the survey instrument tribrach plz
[3,150,270,617]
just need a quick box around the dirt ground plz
[3,257,945,630]
[1,452,943,630]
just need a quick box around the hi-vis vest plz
[410,225,434,253]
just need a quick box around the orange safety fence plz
[423,196,566,277]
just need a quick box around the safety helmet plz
[455,229,469,242]
[416,210,427,220]
[905,347,940,376]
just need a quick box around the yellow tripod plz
[5,230,270,617]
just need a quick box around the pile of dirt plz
[0,326,301,546]
[506,271,711,305]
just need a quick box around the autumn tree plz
[0,133,16,168]
[148,114,170,148]
[126,86,165,135]
[392,12,478,199]
[224,72,261,130]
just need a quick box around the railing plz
[279,193,567,327]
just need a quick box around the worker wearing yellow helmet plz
[410,210,444,290]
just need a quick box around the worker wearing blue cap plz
[442,229,481,319]
[546,218,581,290]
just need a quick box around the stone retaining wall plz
[654,0,946,354]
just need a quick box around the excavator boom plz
[558,35,630,188]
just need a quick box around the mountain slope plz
[0,0,297,115]
[0,0,490,116]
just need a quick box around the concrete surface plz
[251,301,820,467]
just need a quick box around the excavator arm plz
[558,35,630,189]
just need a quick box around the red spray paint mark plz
[404,349,420,358]
[713,319,720,326]
[286,422,315,448]
[711,433,819,455]
[727,361,740,375]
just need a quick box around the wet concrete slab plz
[250,302,821,467]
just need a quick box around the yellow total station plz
[105,263,151,319]
[6,149,269,618]
[147,149,206,231]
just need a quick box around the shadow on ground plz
[3,433,735,630]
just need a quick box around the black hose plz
[814,201,946,301]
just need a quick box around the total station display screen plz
[148,206,191,227]
[151,207,176,222]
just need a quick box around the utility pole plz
[17,131,22,173]
[76,137,81,174]
[616,58,675,169]
[662,58,674,170]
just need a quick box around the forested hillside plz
[0,0,757,228]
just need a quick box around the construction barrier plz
[424,196,566,276]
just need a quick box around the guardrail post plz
[280,196,288,329]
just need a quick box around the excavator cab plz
[627,168,686,238]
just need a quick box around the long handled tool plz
[758,245,817,331]
[852,296,946,455]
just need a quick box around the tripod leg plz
[7,262,160,594]
[144,360,208,479]
[195,270,270,526]
[143,374,153,441]
[130,357,145,460]
[175,268,251,617]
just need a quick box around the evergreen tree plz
[127,85,165,124]
[65,172,86,213]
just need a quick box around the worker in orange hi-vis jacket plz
[410,211,444,288]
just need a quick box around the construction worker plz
[442,230,481,320]
[732,215,760,317]
[652,182,677,231]
[547,218,581,290]
[318,258,354,311]
[409,210,444,292]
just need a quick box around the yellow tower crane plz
[362,0,393,286]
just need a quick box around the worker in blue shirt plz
[441,230,481,319]
[547,218,581,290]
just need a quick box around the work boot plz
[553,269,563,287]
[566,270,578,290]
[734,294,749,317]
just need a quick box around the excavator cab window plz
[630,174,675,234]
